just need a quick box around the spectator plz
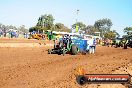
[3,29,6,37]
[87,36,95,54]
[93,38,97,51]
[0,30,2,37]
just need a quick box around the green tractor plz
[123,35,132,49]
[45,30,56,40]
[114,37,132,49]
[114,38,124,48]
[48,35,87,56]
[127,36,132,48]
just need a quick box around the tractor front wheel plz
[48,49,52,54]
[115,44,118,48]
[71,45,78,55]
[63,47,65,56]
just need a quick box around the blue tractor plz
[48,35,88,55]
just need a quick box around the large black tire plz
[123,44,127,49]
[58,49,62,55]
[76,75,87,85]
[71,44,78,55]
[63,47,65,56]
[130,43,132,48]
[115,43,118,48]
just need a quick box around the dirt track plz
[0,38,132,88]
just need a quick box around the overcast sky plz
[0,0,132,36]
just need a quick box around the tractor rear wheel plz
[48,49,52,54]
[71,44,78,55]
[123,44,127,49]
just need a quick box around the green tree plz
[122,35,129,38]
[37,14,54,31]
[54,23,71,32]
[84,25,99,35]
[2,25,6,29]
[104,30,119,39]
[29,26,45,33]
[54,23,64,31]
[72,22,86,31]
[94,18,113,37]
[0,23,2,28]
[124,27,132,36]
[18,25,28,33]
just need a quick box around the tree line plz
[29,14,121,39]
[1,14,131,39]
[123,27,132,38]
[29,14,71,33]
[72,19,119,39]
[0,23,28,33]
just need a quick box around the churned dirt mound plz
[0,38,132,88]
[0,38,54,47]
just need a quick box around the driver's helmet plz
[64,34,68,38]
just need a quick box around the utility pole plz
[76,9,79,23]
[76,9,79,33]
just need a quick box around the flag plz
[76,24,79,32]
